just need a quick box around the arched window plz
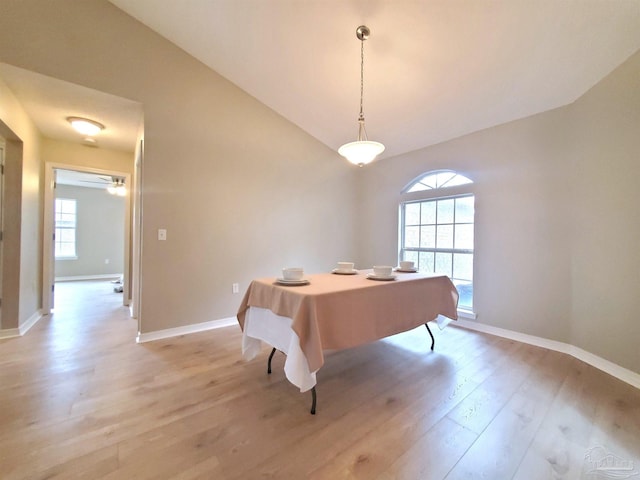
[400,170,474,311]
[403,170,472,193]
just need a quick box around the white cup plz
[337,261,354,272]
[373,265,393,277]
[282,267,304,280]
[399,260,415,270]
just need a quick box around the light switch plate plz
[158,229,167,241]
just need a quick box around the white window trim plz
[401,169,473,194]
[457,308,477,320]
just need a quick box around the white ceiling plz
[55,170,116,189]
[0,63,142,152]
[109,0,640,159]
[1,2,639,159]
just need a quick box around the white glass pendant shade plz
[338,140,385,166]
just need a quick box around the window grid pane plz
[403,250,419,265]
[453,253,473,281]
[405,203,421,225]
[419,251,434,272]
[420,225,435,248]
[436,224,454,249]
[404,226,420,248]
[454,224,474,250]
[420,201,436,225]
[435,252,452,277]
[437,198,454,224]
[54,198,77,258]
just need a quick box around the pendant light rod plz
[357,25,368,123]
[338,25,385,167]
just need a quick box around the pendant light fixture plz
[338,25,385,167]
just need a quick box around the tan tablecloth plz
[237,270,459,374]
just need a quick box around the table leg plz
[424,322,435,350]
[310,386,317,415]
[267,347,277,374]
[266,346,317,415]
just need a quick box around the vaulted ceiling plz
[2,1,639,159]
[109,0,640,158]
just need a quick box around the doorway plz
[51,168,128,313]
[43,163,132,315]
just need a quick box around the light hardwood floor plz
[1,280,639,479]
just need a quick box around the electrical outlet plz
[232,283,239,294]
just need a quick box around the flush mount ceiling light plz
[338,25,385,167]
[66,116,105,136]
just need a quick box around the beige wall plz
[0,0,358,333]
[567,50,640,372]
[42,137,134,175]
[357,50,640,373]
[54,184,125,278]
[0,75,42,330]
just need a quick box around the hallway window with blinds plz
[54,198,77,259]
[400,171,474,311]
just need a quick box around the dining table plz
[236,269,459,414]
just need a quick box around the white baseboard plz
[0,310,44,339]
[20,310,43,335]
[0,327,20,339]
[454,319,640,390]
[136,317,238,343]
[55,274,122,282]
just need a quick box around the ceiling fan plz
[77,175,113,185]
[107,177,127,196]
[77,175,126,195]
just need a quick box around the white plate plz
[395,267,418,273]
[275,278,310,286]
[366,273,397,281]
[332,268,358,275]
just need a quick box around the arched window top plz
[403,170,473,193]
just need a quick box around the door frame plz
[43,162,133,314]
[0,136,4,325]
